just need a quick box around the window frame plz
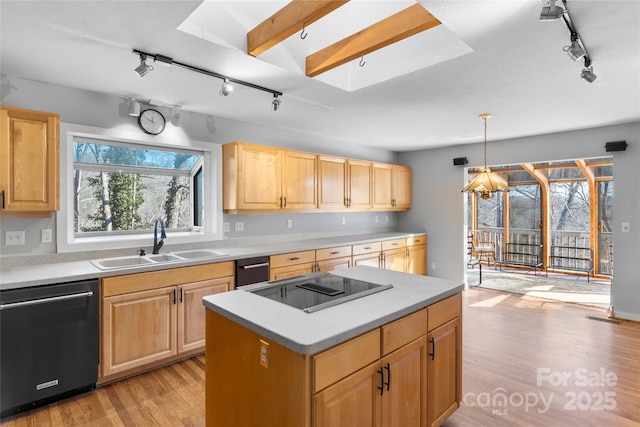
[58,123,222,253]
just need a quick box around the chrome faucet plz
[153,218,166,254]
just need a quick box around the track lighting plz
[131,49,282,110]
[272,94,281,111]
[564,34,585,61]
[581,58,597,83]
[128,98,141,116]
[134,53,153,77]
[539,0,564,21]
[219,79,233,96]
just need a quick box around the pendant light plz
[462,114,509,199]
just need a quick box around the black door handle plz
[429,337,435,360]
[377,367,384,395]
[384,363,391,391]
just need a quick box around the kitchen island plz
[202,266,464,427]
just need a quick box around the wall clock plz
[138,109,166,135]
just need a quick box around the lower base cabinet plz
[101,262,233,379]
[205,292,461,427]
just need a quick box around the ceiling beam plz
[248,0,350,57]
[306,4,441,77]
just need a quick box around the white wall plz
[398,122,640,321]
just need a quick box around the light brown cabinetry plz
[101,262,233,379]
[318,155,372,210]
[381,239,407,272]
[0,106,59,216]
[352,241,382,268]
[269,250,316,280]
[223,142,316,213]
[373,163,412,210]
[315,246,352,272]
[406,236,428,275]
[205,292,461,427]
[427,294,462,427]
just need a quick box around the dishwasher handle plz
[0,291,94,310]
[239,262,269,270]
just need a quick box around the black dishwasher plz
[0,279,99,418]
[236,256,269,287]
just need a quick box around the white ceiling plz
[1,0,638,152]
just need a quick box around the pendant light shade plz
[463,114,509,199]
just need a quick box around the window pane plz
[550,182,589,231]
[74,141,200,170]
[509,185,541,230]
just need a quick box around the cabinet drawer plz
[381,238,407,250]
[352,241,382,256]
[102,262,234,297]
[407,235,426,246]
[381,308,428,355]
[270,250,316,269]
[428,293,462,331]
[316,246,352,261]
[313,329,380,393]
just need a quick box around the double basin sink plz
[91,249,227,270]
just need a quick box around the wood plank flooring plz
[2,288,638,426]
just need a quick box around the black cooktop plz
[247,273,393,313]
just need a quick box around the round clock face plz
[138,109,166,135]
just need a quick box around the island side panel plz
[205,310,311,427]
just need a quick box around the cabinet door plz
[282,149,317,209]
[347,159,372,210]
[178,277,232,353]
[392,166,412,209]
[0,106,59,213]
[406,245,427,275]
[102,286,177,376]
[316,257,352,273]
[318,155,347,210]
[382,248,406,272]
[427,317,462,427]
[313,362,381,427]
[381,337,428,427]
[352,252,381,269]
[372,163,393,209]
[270,263,316,281]
[237,143,282,210]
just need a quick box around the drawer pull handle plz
[241,263,269,269]
[364,246,372,250]
[391,243,398,246]
[289,257,300,261]
[330,251,340,255]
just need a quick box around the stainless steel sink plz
[91,249,226,270]
[91,256,155,269]
[171,249,226,259]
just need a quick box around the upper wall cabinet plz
[223,142,317,213]
[373,163,412,210]
[223,141,410,214]
[318,155,372,210]
[0,106,60,217]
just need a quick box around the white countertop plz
[202,266,463,355]
[0,232,425,290]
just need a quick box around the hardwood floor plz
[2,288,638,426]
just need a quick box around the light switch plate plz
[621,222,630,232]
[235,222,244,232]
[5,230,25,246]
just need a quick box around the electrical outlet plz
[341,217,346,225]
[235,222,244,232]
[41,229,53,243]
[259,339,270,368]
[5,230,25,246]
[375,216,379,223]
[287,219,292,229]
[223,222,230,232]
[431,262,436,270]
[621,222,630,232]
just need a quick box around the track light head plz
[272,94,281,111]
[540,0,564,21]
[128,99,141,116]
[565,39,585,61]
[581,66,597,83]
[134,54,153,77]
[219,79,233,96]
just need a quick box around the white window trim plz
[57,123,222,253]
